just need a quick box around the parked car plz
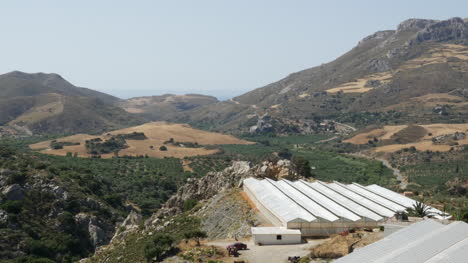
[232,242,247,250]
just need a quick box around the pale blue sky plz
[0,1,466,100]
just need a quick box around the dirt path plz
[315,136,339,144]
[207,239,327,263]
[334,122,357,132]
[349,153,407,189]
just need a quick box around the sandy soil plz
[30,122,253,158]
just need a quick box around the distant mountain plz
[179,17,468,134]
[119,94,218,121]
[0,71,143,135]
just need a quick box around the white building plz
[244,178,450,240]
[251,227,302,245]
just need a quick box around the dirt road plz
[207,239,328,263]
[350,153,407,189]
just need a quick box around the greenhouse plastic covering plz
[243,178,316,224]
[335,220,468,263]
[243,178,451,225]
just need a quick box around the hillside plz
[30,122,253,158]
[120,94,218,121]
[0,71,143,135]
[178,17,468,134]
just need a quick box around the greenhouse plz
[335,220,468,263]
[244,178,450,237]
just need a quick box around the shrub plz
[159,146,168,151]
[183,199,198,212]
[144,234,174,262]
[1,200,23,214]
[183,230,207,246]
[292,156,312,178]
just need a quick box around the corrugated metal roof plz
[335,220,468,263]
[251,227,301,235]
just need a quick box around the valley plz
[0,15,467,263]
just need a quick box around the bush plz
[159,146,168,151]
[292,156,312,178]
[1,200,23,214]
[144,234,174,262]
[183,230,207,246]
[183,199,198,212]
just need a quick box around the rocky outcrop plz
[75,213,114,248]
[397,18,436,32]
[147,160,297,225]
[414,17,468,44]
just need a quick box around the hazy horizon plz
[1,0,467,100]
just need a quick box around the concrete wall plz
[252,233,302,245]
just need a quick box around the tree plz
[144,234,174,262]
[409,201,431,217]
[159,146,167,151]
[292,156,312,178]
[277,148,292,159]
[184,230,207,246]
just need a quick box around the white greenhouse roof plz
[251,227,301,235]
[335,220,468,263]
[303,181,382,221]
[243,178,451,226]
[364,184,450,220]
[243,178,316,224]
[290,180,361,222]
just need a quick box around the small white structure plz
[251,227,302,245]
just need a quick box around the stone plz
[0,209,8,225]
[2,184,24,200]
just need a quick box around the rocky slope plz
[83,160,299,262]
[177,17,468,134]
[0,146,121,262]
[0,71,144,135]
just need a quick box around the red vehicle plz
[231,242,247,250]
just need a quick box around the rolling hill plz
[0,71,143,135]
[119,94,218,121]
[30,121,253,158]
[177,17,468,134]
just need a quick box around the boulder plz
[2,184,24,200]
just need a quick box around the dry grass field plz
[346,123,468,152]
[30,122,253,158]
[9,94,64,126]
[326,72,392,94]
